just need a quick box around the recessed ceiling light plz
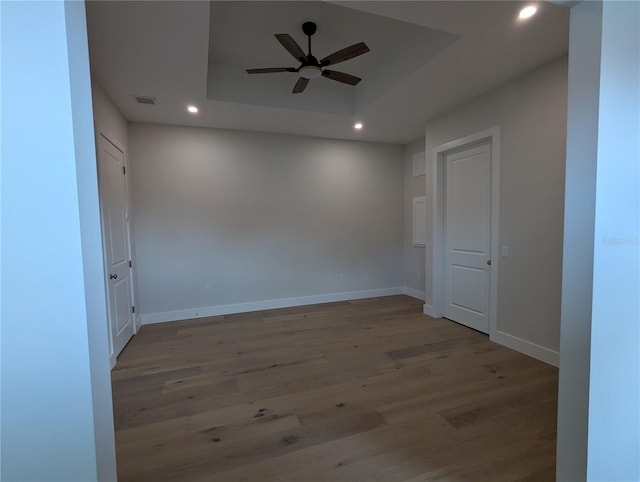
[187,105,199,114]
[354,122,363,130]
[519,5,537,19]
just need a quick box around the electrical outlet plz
[204,285,213,294]
[501,246,509,257]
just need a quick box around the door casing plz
[426,126,501,339]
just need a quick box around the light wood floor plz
[112,295,558,482]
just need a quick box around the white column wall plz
[0,1,116,480]
[557,1,640,480]
[586,1,639,479]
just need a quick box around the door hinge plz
[122,165,126,175]
[129,260,132,268]
[132,306,135,314]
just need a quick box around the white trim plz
[413,151,426,176]
[423,303,437,317]
[412,196,427,247]
[491,330,559,367]
[404,287,425,300]
[110,313,139,369]
[430,126,501,337]
[140,287,405,325]
[97,131,137,361]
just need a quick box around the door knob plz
[487,260,492,266]
[110,273,118,279]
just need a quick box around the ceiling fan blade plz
[275,34,307,62]
[320,42,369,67]
[321,69,362,86]
[246,68,297,74]
[292,77,309,94]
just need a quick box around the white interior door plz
[444,142,492,333]
[97,134,134,363]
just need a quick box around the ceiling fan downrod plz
[302,21,316,56]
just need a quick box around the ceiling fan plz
[246,22,370,94]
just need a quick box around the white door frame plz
[428,126,501,338]
[96,131,137,369]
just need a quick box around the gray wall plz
[128,124,404,319]
[91,79,129,149]
[403,138,426,297]
[422,56,568,360]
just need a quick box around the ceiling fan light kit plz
[299,65,322,79]
[246,21,370,94]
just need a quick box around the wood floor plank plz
[112,295,558,481]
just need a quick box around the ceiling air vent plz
[134,95,157,105]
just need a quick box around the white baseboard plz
[491,330,559,367]
[133,290,559,368]
[134,314,141,333]
[140,287,406,325]
[423,303,438,317]
[109,354,116,370]
[403,287,425,301]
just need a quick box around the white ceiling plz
[86,1,569,145]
